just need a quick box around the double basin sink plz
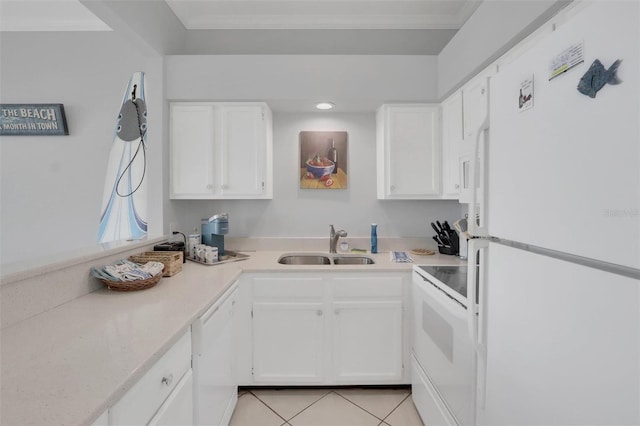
[278,253,375,265]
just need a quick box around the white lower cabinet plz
[105,285,240,426]
[241,272,409,386]
[192,282,239,426]
[253,302,325,383]
[109,330,192,426]
[149,369,194,426]
[98,271,411,425]
[331,274,405,383]
[251,275,326,384]
[332,300,403,383]
[411,356,456,426]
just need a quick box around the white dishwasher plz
[192,282,239,426]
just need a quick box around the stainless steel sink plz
[277,254,332,265]
[332,256,376,265]
[277,253,375,265]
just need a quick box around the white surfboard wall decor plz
[98,72,148,243]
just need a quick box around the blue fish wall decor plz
[577,58,622,98]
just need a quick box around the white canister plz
[194,244,207,262]
[188,233,200,259]
[204,246,218,264]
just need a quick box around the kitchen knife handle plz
[430,222,441,235]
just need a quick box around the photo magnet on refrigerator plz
[519,76,534,112]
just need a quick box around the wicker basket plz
[129,251,183,277]
[100,272,162,292]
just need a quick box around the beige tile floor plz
[229,387,424,426]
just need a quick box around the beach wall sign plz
[0,104,69,136]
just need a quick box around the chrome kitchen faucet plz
[329,225,347,253]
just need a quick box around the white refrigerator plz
[467,1,640,424]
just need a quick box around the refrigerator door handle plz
[468,238,489,412]
[467,238,488,352]
[468,127,489,237]
[468,77,490,238]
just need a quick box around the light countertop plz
[1,250,464,425]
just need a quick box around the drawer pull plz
[161,374,173,387]
[316,310,323,316]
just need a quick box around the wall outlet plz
[169,222,177,236]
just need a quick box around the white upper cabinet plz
[458,67,495,204]
[219,105,270,197]
[461,67,497,146]
[441,91,463,199]
[170,103,216,197]
[170,102,273,199]
[462,71,491,142]
[376,104,441,199]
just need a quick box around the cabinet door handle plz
[161,374,173,387]
[390,185,396,191]
[334,309,340,315]
[455,184,460,189]
[316,310,323,316]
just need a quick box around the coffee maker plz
[201,213,229,255]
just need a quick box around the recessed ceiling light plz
[315,102,335,110]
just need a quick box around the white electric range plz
[411,265,476,426]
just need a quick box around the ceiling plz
[0,0,111,31]
[164,0,480,30]
[0,0,481,54]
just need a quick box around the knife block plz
[438,245,458,255]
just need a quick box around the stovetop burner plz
[415,265,468,299]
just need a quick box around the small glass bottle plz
[328,138,338,174]
[371,223,378,254]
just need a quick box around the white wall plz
[167,112,462,240]
[165,55,439,111]
[183,29,457,55]
[0,32,164,265]
[165,55,460,240]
